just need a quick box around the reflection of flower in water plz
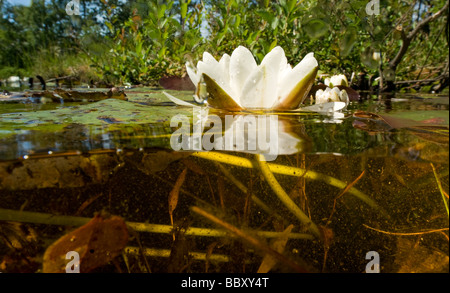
[186,46,318,111]
[170,109,304,161]
[210,115,303,161]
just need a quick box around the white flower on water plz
[324,74,348,88]
[315,87,349,105]
[186,46,318,111]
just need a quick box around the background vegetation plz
[0,0,448,91]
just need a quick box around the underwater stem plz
[256,154,321,238]
[191,206,310,273]
[0,208,314,240]
[430,163,449,217]
[191,151,385,215]
[124,246,231,263]
[217,163,284,221]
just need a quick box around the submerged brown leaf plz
[169,168,188,227]
[394,238,449,273]
[168,223,192,273]
[137,150,191,175]
[0,222,40,272]
[0,153,119,191]
[42,213,128,273]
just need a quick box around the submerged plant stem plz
[217,163,281,220]
[327,170,366,224]
[191,206,310,273]
[125,246,231,263]
[256,154,320,239]
[0,208,314,240]
[430,163,449,217]
[192,151,385,215]
[363,224,449,236]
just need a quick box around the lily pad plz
[0,90,195,128]
[0,89,198,160]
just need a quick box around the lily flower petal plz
[275,53,318,110]
[202,74,243,111]
[276,48,290,76]
[325,74,348,87]
[260,46,285,108]
[239,65,265,108]
[229,46,258,105]
[186,61,200,87]
[197,60,217,83]
[163,91,199,107]
[299,101,346,113]
[198,53,235,100]
[202,51,218,66]
[218,53,233,97]
[339,89,349,104]
[240,46,284,108]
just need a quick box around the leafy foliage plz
[0,0,448,88]
[91,0,205,85]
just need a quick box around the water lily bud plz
[315,87,349,105]
[315,89,325,103]
[339,89,349,105]
[324,74,348,87]
[330,87,341,101]
[330,74,348,87]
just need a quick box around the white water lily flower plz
[186,46,318,111]
[315,87,349,105]
[324,74,348,87]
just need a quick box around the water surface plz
[0,89,448,273]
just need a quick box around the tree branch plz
[389,1,449,71]
[408,1,449,39]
